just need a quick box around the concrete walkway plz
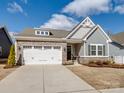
[100,88,124,93]
[0,65,100,93]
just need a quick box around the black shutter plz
[103,45,105,56]
[88,45,90,56]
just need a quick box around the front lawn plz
[66,65,124,90]
[0,64,17,80]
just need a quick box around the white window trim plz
[35,30,49,36]
[89,44,105,57]
[35,30,40,35]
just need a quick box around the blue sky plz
[0,0,124,34]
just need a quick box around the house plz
[110,32,124,64]
[0,26,13,58]
[111,32,124,45]
[15,17,124,65]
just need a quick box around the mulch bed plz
[84,63,124,69]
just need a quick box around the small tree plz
[7,45,15,66]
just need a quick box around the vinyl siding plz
[74,44,84,56]
[82,28,108,56]
[109,43,124,56]
[0,28,12,58]
[70,27,91,39]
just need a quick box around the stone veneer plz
[16,40,67,65]
[79,57,109,64]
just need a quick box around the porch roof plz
[66,39,82,43]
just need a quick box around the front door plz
[67,46,71,60]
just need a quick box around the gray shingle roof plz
[16,28,70,38]
[111,32,124,44]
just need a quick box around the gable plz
[66,17,95,39]
[0,27,12,44]
[87,27,108,43]
[83,25,112,42]
[70,27,92,39]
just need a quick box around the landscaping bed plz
[66,65,124,90]
[84,60,124,69]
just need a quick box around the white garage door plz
[23,46,62,64]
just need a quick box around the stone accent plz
[79,57,109,64]
[16,40,67,65]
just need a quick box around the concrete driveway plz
[0,65,99,93]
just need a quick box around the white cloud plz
[114,5,124,14]
[41,14,78,30]
[21,0,28,4]
[7,2,27,16]
[7,2,23,13]
[63,0,112,17]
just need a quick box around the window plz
[35,30,41,35]
[89,44,105,56]
[44,46,52,50]
[45,31,49,35]
[98,46,103,56]
[90,45,96,56]
[53,46,61,50]
[0,47,2,56]
[41,31,44,35]
[23,46,32,49]
[35,30,49,36]
[34,46,42,49]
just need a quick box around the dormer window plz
[45,31,49,35]
[35,30,49,36]
[36,30,40,35]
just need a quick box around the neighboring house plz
[0,26,13,58]
[15,17,124,65]
[111,32,124,45]
[110,32,124,64]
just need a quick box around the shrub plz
[103,61,110,65]
[89,61,96,64]
[4,45,15,69]
[95,60,103,66]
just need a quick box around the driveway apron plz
[0,65,99,93]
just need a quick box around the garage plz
[23,45,62,64]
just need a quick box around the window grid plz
[89,44,104,56]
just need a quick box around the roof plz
[0,26,13,44]
[66,17,95,38]
[16,28,70,38]
[16,17,111,43]
[111,32,124,45]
